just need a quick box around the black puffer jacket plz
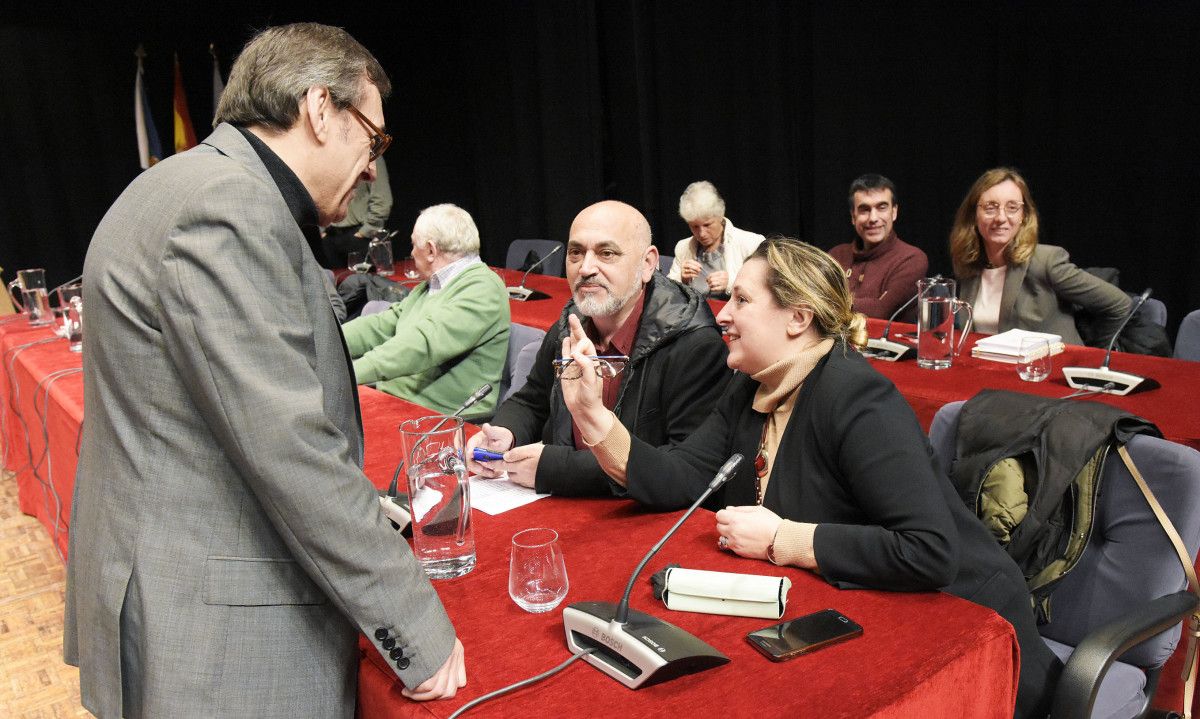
[493,272,730,495]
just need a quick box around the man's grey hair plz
[214,23,391,132]
[678,181,727,223]
[412,204,480,257]
[848,174,898,211]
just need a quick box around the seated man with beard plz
[466,200,730,495]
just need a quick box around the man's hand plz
[680,259,705,283]
[714,505,782,560]
[705,270,729,295]
[401,638,466,701]
[559,314,614,445]
[465,423,515,478]
[503,443,544,488]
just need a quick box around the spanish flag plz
[173,54,197,153]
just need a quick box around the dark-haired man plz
[829,174,928,321]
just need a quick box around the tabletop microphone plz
[1062,288,1160,396]
[507,244,561,302]
[381,383,494,530]
[862,280,928,362]
[562,454,743,689]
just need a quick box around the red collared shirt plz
[571,289,645,448]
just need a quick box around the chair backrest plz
[659,255,675,275]
[505,240,565,277]
[930,400,1200,669]
[360,299,392,317]
[1137,296,1167,328]
[499,323,546,401]
[1175,310,1200,361]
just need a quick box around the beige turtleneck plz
[748,338,833,569]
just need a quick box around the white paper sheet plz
[469,474,549,515]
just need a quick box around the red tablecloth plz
[0,318,83,558]
[355,390,1017,719]
[863,318,1200,450]
[6,311,1200,715]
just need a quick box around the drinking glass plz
[508,528,569,613]
[1017,337,1052,383]
[347,251,370,274]
[62,297,83,353]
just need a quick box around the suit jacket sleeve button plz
[396,657,410,670]
[381,637,396,650]
[374,628,389,641]
[389,648,404,660]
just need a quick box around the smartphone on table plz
[746,608,863,662]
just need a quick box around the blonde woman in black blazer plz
[560,237,1059,719]
[950,167,1130,345]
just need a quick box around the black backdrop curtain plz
[2,1,1197,334]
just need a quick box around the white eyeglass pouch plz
[661,567,791,619]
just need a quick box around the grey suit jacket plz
[958,244,1131,345]
[64,123,455,718]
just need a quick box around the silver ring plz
[718,536,729,549]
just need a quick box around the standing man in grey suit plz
[64,23,466,718]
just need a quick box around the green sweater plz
[343,263,510,418]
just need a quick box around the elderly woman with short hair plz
[667,180,764,298]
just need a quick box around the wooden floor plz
[0,472,91,718]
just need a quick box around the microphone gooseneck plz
[613,454,743,624]
[519,244,563,289]
[1102,288,1152,370]
[880,291,921,340]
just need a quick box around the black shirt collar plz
[234,126,325,255]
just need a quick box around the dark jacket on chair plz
[492,272,730,496]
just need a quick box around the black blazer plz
[623,343,1058,716]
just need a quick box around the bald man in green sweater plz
[343,204,509,419]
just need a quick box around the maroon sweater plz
[829,232,929,321]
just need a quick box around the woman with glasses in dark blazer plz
[950,167,1130,345]
[558,237,1060,719]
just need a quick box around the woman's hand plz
[559,314,614,443]
[715,505,783,560]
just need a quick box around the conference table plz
[354,388,1018,718]
[4,267,1200,715]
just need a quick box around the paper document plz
[469,474,549,515]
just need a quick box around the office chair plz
[659,255,675,275]
[1139,298,1168,328]
[360,300,392,317]
[505,240,565,277]
[1175,310,1200,362]
[930,400,1200,719]
[498,323,546,402]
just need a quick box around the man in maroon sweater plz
[829,174,928,321]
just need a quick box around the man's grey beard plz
[573,271,643,318]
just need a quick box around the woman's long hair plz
[751,237,868,349]
[949,167,1040,278]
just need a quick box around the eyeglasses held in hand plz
[977,201,1025,219]
[553,355,630,380]
[346,104,392,161]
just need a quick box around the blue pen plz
[472,448,505,462]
